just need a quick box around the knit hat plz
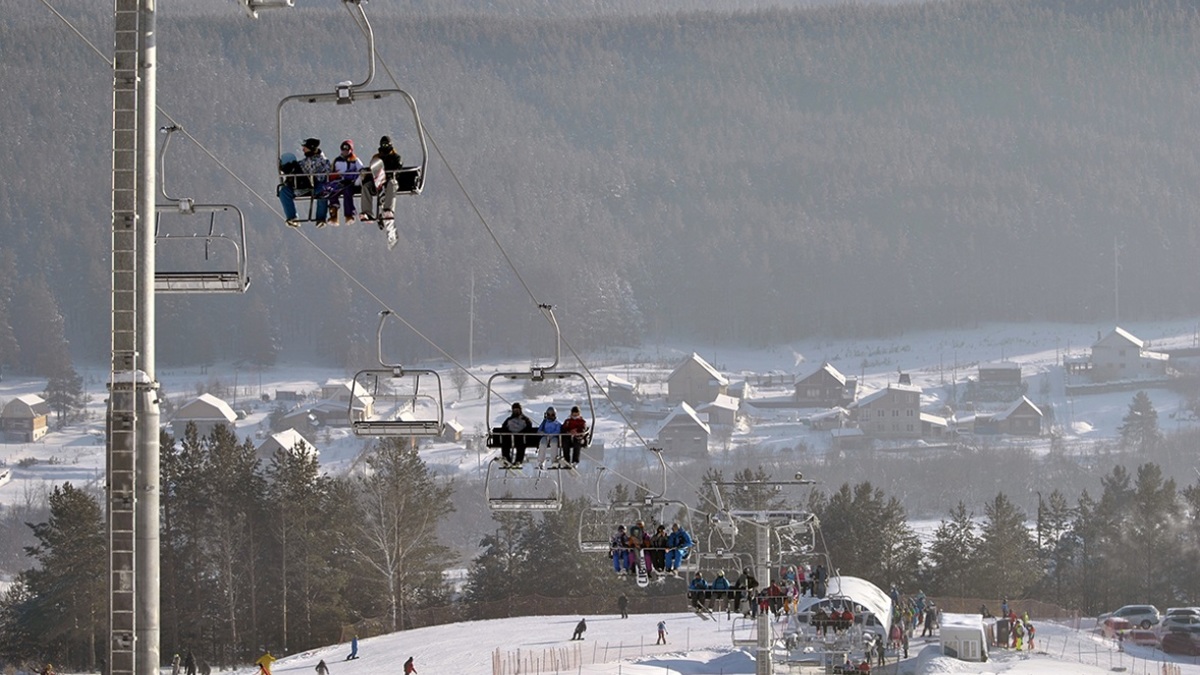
[379,135,393,148]
[340,139,354,152]
[571,405,581,413]
[302,138,320,150]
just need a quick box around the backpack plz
[280,156,312,192]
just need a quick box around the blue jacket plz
[667,528,694,551]
[711,575,731,591]
[688,576,709,592]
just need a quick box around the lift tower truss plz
[109,1,160,674]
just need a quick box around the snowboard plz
[368,158,386,192]
[635,555,649,588]
[378,210,397,250]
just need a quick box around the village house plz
[319,379,375,421]
[441,418,465,443]
[848,383,922,439]
[1,394,51,442]
[655,401,711,458]
[1088,326,1169,380]
[973,396,1043,436]
[698,393,739,427]
[667,353,729,407]
[172,393,238,439]
[978,361,1021,386]
[793,362,857,408]
[255,428,317,463]
[604,374,638,406]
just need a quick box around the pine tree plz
[813,482,921,588]
[464,511,535,605]
[926,502,981,597]
[42,365,89,428]
[265,440,348,651]
[10,484,105,671]
[1034,490,1075,606]
[1124,463,1180,604]
[976,493,1036,600]
[1118,391,1160,451]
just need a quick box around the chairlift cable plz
[39,0,502,404]
[48,0,794,526]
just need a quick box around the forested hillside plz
[4,0,1200,373]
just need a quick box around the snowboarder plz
[1025,621,1035,650]
[315,659,330,675]
[656,620,668,645]
[346,635,359,660]
[610,525,632,575]
[184,650,197,675]
[255,651,276,675]
[618,593,629,619]
[571,618,588,640]
[496,402,534,466]
[171,653,181,675]
[665,522,693,574]
[403,656,416,674]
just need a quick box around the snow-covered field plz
[208,610,1200,675]
[6,320,1200,673]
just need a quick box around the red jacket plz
[562,415,588,436]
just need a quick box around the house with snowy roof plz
[1,394,51,442]
[441,418,465,443]
[172,393,237,439]
[655,401,711,458]
[604,374,638,406]
[973,396,1043,436]
[698,393,740,427]
[319,379,375,421]
[849,383,922,439]
[793,362,857,408]
[667,353,728,407]
[256,428,318,463]
[1089,326,1169,380]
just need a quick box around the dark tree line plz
[0,426,453,672]
[8,1,1200,366]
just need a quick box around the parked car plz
[1100,617,1132,639]
[1127,629,1160,647]
[1099,605,1161,629]
[1162,630,1200,656]
[1161,609,1200,633]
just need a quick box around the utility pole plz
[109,1,160,673]
[469,269,475,368]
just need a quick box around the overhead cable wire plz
[40,0,499,402]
